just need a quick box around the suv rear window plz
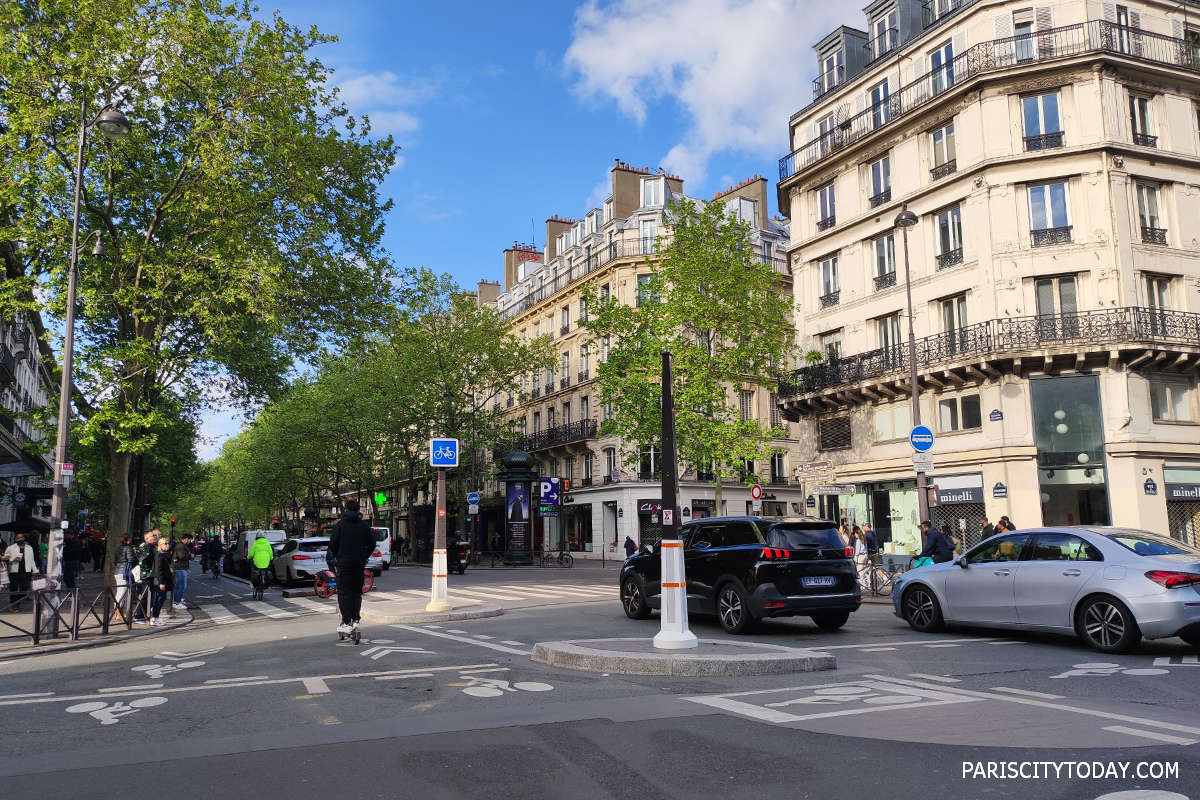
[299,542,328,553]
[374,529,389,542]
[765,523,844,551]
[1108,532,1200,556]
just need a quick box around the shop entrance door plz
[872,491,892,545]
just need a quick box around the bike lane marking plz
[1102,725,1197,746]
[686,680,976,724]
[392,624,533,655]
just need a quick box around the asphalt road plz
[1,561,1197,800]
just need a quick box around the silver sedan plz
[892,527,1200,653]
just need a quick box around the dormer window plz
[821,50,843,94]
[871,9,898,58]
[642,177,664,207]
[604,198,614,223]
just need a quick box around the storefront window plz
[1031,375,1109,526]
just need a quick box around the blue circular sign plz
[466,492,481,505]
[909,425,935,452]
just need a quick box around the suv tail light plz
[760,548,790,559]
[1145,570,1200,589]
[292,554,310,561]
[373,551,382,558]
[844,547,854,557]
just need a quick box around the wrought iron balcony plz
[578,370,589,382]
[559,325,569,336]
[780,20,1195,183]
[922,0,972,29]
[779,306,1200,399]
[1024,131,1065,151]
[820,291,840,309]
[500,419,600,453]
[579,477,593,488]
[637,471,662,482]
[1133,132,1158,147]
[936,248,963,269]
[506,397,513,408]
[545,380,555,393]
[813,65,844,99]
[865,28,899,65]
[816,215,836,232]
[531,387,540,399]
[1142,226,1168,245]
[869,189,891,208]
[559,375,570,389]
[1032,226,1073,247]
[874,271,897,291]
[930,160,957,180]
[769,476,790,486]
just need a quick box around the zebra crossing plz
[192,581,618,625]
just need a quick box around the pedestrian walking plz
[150,536,174,627]
[980,515,995,542]
[112,533,136,622]
[87,526,106,572]
[623,535,637,558]
[852,525,869,586]
[3,533,40,612]
[328,499,375,638]
[999,515,1016,531]
[172,533,193,611]
[133,529,160,623]
[247,533,274,601]
[61,528,83,589]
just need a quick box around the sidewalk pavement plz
[0,563,193,661]
[388,554,625,570]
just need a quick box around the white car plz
[272,538,330,587]
[373,527,392,571]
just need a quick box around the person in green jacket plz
[248,534,274,601]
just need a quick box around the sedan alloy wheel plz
[903,586,944,632]
[1078,596,1141,653]
[621,577,651,620]
[716,583,753,634]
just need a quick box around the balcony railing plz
[1024,131,1065,151]
[1133,132,1158,147]
[874,271,897,291]
[935,248,963,269]
[560,325,569,336]
[637,471,662,482]
[780,20,1200,182]
[922,0,973,29]
[869,188,891,208]
[780,306,1200,398]
[578,370,589,382]
[500,419,599,453]
[820,291,840,309]
[531,387,540,399]
[0,344,15,386]
[559,375,570,389]
[545,380,555,393]
[1032,226,1073,247]
[816,215,836,232]
[1142,226,1168,245]
[769,476,790,486]
[865,28,900,65]
[813,65,844,100]
[930,160,957,180]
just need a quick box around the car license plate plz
[802,576,837,587]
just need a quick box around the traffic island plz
[359,598,503,625]
[531,637,836,676]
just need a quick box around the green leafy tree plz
[0,1,399,567]
[584,197,795,512]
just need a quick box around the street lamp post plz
[47,99,131,590]
[894,205,930,529]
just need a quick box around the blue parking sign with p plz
[430,438,459,467]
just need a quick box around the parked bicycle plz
[540,549,574,569]
[858,557,906,597]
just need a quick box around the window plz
[874,402,912,442]
[820,330,843,360]
[640,220,658,253]
[1030,533,1102,561]
[818,416,852,451]
[966,534,1032,564]
[763,240,773,265]
[1150,381,1192,422]
[870,81,891,128]
[1146,274,1171,309]
[603,401,613,420]
[878,312,902,359]
[1036,276,1078,318]
[817,113,837,157]
[1130,94,1155,146]
[930,41,955,94]
[578,298,588,322]
[604,448,618,479]
[740,390,754,422]
[532,411,541,433]
[580,345,590,376]
[561,351,570,379]
[819,256,839,299]
[1113,4,1134,54]
[532,373,541,395]
[601,336,611,361]
[938,393,982,431]
[561,306,570,331]
[1029,182,1070,244]
[770,453,786,482]
[935,205,963,266]
[583,454,593,481]
[816,183,836,229]
[769,393,781,428]
[1136,183,1165,243]
[930,123,956,173]
[1022,93,1062,150]
[562,402,572,426]
[636,274,654,306]
[546,407,556,428]
[600,284,610,301]
[942,293,968,331]
[873,233,896,278]
[870,155,891,205]
[873,10,898,58]
[640,444,661,476]
[1015,17,1035,62]
[821,49,843,92]
[580,395,590,420]
[642,177,663,207]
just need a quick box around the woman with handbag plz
[150,537,174,627]
[3,533,41,612]
[112,533,136,622]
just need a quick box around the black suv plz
[619,516,861,634]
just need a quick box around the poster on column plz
[506,481,532,555]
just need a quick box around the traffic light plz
[272,518,280,528]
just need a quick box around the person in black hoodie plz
[61,529,83,589]
[328,499,375,636]
[150,537,174,627]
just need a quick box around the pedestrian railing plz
[0,583,156,646]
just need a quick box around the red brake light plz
[1145,570,1200,589]
[292,554,310,561]
[761,548,773,559]
[373,551,382,558]
[760,548,790,559]
[844,547,854,557]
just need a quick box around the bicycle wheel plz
[362,570,374,593]
[314,574,334,598]
[876,569,894,597]
[562,554,573,568]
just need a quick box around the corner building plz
[776,0,1200,553]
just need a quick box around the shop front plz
[1031,375,1110,527]
[637,498,663,546]
[929,474,987,551]
[1166,467,1200,547]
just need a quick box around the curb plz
[0,612,194,662]
[281,588,316,598]
[360,603,504,624]
[531,637,836,676]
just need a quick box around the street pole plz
[654,349,697,650]
[896,205,929,527]
[427,466,451,612]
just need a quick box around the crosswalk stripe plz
[241,601,297,619]
[447,588,529,600]
[365,591,410,602]
[198,604,241,624]
[284,597,336,614]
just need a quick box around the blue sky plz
[198,0,841,455]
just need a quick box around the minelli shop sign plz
[1167,483,1200,500]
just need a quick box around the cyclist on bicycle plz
[328,499,375,637]
[248,533,274,600]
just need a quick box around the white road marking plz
[687,695,806,724]
[0,692,53,700]
[98,684,163,693]
[284,597,336,615]
[374,673,433,680]
[1154,656,1200,667]
[908,674,960,683]
[1103,725,1197,746]
[688,680,974,723]
[157,649,223,660]
[204,677,268,684]
[501,640,525,646]
[987,641,1027,645]
[446,588,528,601]
[197,604,240,624]
[865,674,1200,737]
[989,687,1065,700]
[473,634,494,639]
[820,637,1002,650]
[923,644,961,648]
[301,678,330,694]
[858,647,897,652]
[447,629,467,634]
[459,667,510,675]
[240,601,296,619]
[360,645,433,660]
[392,625,533,655]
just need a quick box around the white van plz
[232,529,287,577]
[372,527,391,573]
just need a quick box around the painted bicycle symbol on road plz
[67,697,167,725]
[459,674,553,698]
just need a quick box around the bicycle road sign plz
[430,438,459,468]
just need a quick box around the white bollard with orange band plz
[427,548,451,612]
[653,539,698,649]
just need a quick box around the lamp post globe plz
[894,208,919,229]
[95,109,131,140]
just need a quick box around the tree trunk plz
[713,470,723,518]
[104,445,134,586]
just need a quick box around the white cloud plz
[565,0,838,182]
[336,71,436,139]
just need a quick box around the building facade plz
[0,315,56,526]
[776,0,1200,553]
[487,161,798,558]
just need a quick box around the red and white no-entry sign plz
[750,483,763,500]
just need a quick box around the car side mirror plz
[957,557,970,568]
